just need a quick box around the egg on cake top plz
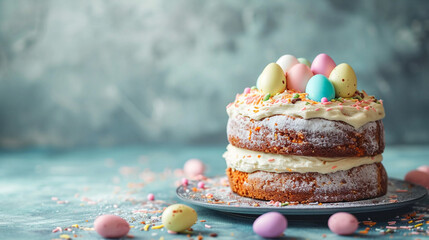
[227,53,385,130]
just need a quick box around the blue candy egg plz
[305,74,335,102]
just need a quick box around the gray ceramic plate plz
[176,177,427,215]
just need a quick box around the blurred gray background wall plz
[0,0,428,148]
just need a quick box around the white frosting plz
[226,90,385,129]
[223,144,383,174]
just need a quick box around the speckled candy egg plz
[253,212,287,238]
[328,212,358,235]
[276,54,299,74]
[329,63,357,98]
[298,57,311,67]
[94,215,130,238]
[311,53,336,77]
[286,63,314,92]
[257,63,287,95]
[405,170,429,189]
[305,74,335,102]
[162,204,198,232]
[184,158,205,178]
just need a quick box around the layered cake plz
[223,53,387,203]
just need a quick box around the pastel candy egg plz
[286,63,314,92]
[253,212,287,238]
[305,74,335,102]
[328,212,358,235]
[184,158,205,178]
[162,204,198,232]
[276,54,299,74]
[417,165,429,174]
[329,63,357,98]
[258,63,286,95]
[311,53,336,77]
[94,215,130,238]
[297,57,311,67]
[405,170,429,189]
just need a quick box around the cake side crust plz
[228,114,385,157]
[226,163,388,203]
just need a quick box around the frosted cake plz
[223,53,387,203]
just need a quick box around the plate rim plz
[176,177,428,215]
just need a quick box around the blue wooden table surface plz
[0,145,428,240]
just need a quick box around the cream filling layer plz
[223,144,382,174]
[226,92,385,129]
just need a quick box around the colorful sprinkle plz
[291,98,301,104]
[151,225,164,230]
[414,223,423,228]
[143,224,150,231]
[59,234,72,239]
[363,221,377,227]
[353,95,363,101]
[386,226,398,229]
[263,93,271,101]
[197,181,205,189]
[244,88,251,94]
[395,189,408,193]
[359,227,370,234]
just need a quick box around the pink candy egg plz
[328,212,358,235]
[405,170,429,189]
[417,165,429,174]
[94,215,130,238]
[286,63,314,92]
[311,53,336,77]
[181,178,189,186]
[147,193,155,201]
[197,181,205,189]
[184,159,205,178]
[253,212,287,238]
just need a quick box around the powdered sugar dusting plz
[228,115,384,156]
[246,163,384,202]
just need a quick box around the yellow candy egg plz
[161,204,197,232]
[328,63,357,98]
[257,63,286,95]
